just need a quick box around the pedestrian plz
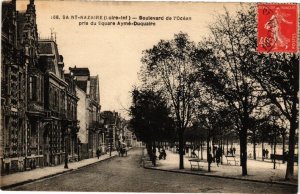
[233,147,236,155]
[185,146,189,156]
[266,149,269,159]
[216,147,222,166]
[230,147,233,156]
[213,146,217,157]
[151,147,157,166]
[283,151,288,163]
[96,147,101,159]
[191,149,198,158]
[208,153,213,166]
[262,149,265,158]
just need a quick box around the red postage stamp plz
[257,4,298,53]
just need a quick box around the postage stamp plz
[257,4,298,53]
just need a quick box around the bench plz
[225,155,239,166]
[188,159,204,170]
[270,154,298,164]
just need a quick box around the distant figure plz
[232,147,236,155]
[159,148,167,160]
[208,153,213,165]
[191,149,198,158]
[216,147,222,166]
[185,146,189,156]
[176,146,179,153]
[213,146,217,157]
[96,148,101,159]
[230,147,233,156]
[151,148,157,166]
[265,149,269,159]
[283,151,288,163]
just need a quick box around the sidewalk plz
[144,149,298,186]
[0,151,118,190]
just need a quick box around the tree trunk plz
[262,142,264,161]
[240,128,248,176]
[221,135,223,164]
[200,140,203,160]
[240,144,242,166]
[226,137,229,155]
[282,133,286,164]
[207,129,211,172]
[253,132,256,160]
[273,133,276,169]
[285,108,297,180]
[178,129,184,169]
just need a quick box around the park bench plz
[270,154,298,164]
[225,155,239,166]
[188,158,204,171]
[270,154,284,161]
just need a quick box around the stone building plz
[38,39,68,166]
[1,0,41,174]
[100,111,120,151]
[76,85,89,159]
[64,72,79,161]
[19,0,45,171]
[1,0,102,174]
[70,67,102,158]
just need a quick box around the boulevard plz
[9,148,297,193]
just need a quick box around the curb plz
[143,166,298,187]
[1,154,118,190]
[76,154,118,170]
[0,169,73,190]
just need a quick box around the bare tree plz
[141,32,198,169]
[250,53,299,180]
[194,5,264,176]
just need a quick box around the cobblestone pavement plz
[8,148,298,193]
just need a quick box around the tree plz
[141,32,198,169]
[129,88,175,153]
[184,121,207,159]
[194,5,264,176]
[250,53,299,180]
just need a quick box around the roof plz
[38,41,54,54]
[38,40,62,78]
[76,80,88,92]
[69,67,90,76]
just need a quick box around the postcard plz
[1,0,299,193]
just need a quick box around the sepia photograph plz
[0,0,299,193]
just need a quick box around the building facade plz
[1,0,102,175]
[38,39,68,166]
[1,0,45,174]
[70,67,102,158]
[76,85,89,160]
[64,72,79,161]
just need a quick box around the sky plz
[16,0,241,119]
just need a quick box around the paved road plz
[10,148,297,193]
